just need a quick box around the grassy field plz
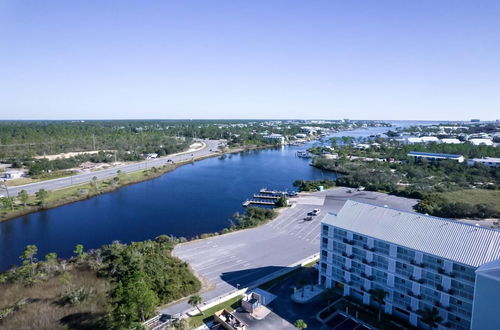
[188,295,244,328]
[5,170,77,187]
[440,189,500,212]
[0,268,110,330]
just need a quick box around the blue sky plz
[0,1,499,120]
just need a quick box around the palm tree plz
[294,319,307,329]
[188,294,204,315]
[370,288,387,322]
[420,307,443,329]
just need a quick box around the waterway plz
[0,121,428,270]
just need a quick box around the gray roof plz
[407,151,463,159]
[323,200,500,267]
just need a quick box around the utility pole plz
[0,180,13,210]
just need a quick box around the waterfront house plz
[263,133,285,144]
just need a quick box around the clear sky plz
[0,1,499,120]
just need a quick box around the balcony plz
[341,252,354,258]
[342,238,355,245]
[363,244,375,252]
[362,258,375,266]
[410,260,425,268]
[341,265,353,272]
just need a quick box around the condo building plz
[319,200,500,330]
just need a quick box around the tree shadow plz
[59,312,106,330]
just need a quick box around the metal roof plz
[408,151,463,159]
[323,200,500,267]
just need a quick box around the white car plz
[312,209,321,215]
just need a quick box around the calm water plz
[0,122,428,270]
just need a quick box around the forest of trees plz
[311,140,500,218]
[0,236,200,329]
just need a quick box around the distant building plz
[468,139,494,146]
[295,133,307,139]
[408,151,465,163]
[319,201,500,330]
[439,138,461,144]
[145,153,158,159]
[405,137,423,144]
[263,133,285,144]
[467,157,500,168]
[354,143,371,150]
[420,136,439,143]
[1,170,24,180]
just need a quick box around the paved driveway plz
[160,188,417,316]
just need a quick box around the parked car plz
[159,314,173,323]
[304,216,313,221]
[312,209,321,215]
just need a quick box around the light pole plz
[0,180,13,210]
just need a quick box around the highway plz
[6,140,221,196]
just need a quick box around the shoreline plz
[0,143,274,223]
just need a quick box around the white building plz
[408,151,465,163]
[1,170,24,180]
[439,138,462,144]
[421,136,439,143]
[468,138,494,146]
[319,201,500,330]
[467,157,500,168]
[405,137,423,144]
[263,133,285,144]
[295,133,307,139]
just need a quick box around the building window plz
[322,250,328,257]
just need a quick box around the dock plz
[259,188,287,195]
[253,194,282,200]
[259,188,298,197]
[243,200,276,207]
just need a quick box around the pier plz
[242,199,276,207]
[253,194,282,200]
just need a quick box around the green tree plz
[17,189,29,207]
[188,294,204,315]
[275,195,288,207]
[20,244,38,266]
[43,252,59,273]
[111,271,159,327]
[420,307,443,329]
[371,288,387,322]
[294,319,307,329]
[74,244,86,259]
[35,189,49,207]
[19,245,38,284]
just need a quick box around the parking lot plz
[160,187,417,316]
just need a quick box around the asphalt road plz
[5,140,221,196]
[161,188,417,317]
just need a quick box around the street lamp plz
[0,180,13,210]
